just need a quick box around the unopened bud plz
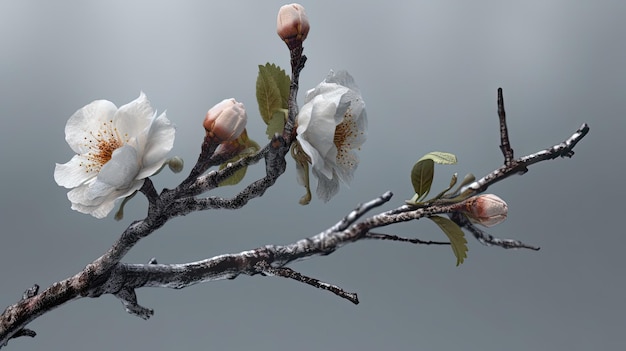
[167,156,184,173]
[277,3,309,50]
[462,194,508,227]
[203,98,247,142]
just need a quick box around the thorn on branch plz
[255,261,359,304]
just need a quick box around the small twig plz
[450,213,540,250]
[331,191,394,233]
[365,232,450,246]
[462,123,589,196]
[497,87,516,165]
[256,261,359,304]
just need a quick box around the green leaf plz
[218,136,261,187]
[418,151,457,165]
[256,63,290,125]
[266,109,287,140]
[428,215,468,266]
[410,158,434,199]
[272,65,291,109]
[218,162,248,187]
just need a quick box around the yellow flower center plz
[79,120,129,174]
[334,106,362,169]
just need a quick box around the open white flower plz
[296,70,367,202]
[54,93,175,218]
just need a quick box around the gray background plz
[1,1,624,350]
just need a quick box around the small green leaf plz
[418,151,457,165]
[256,63,285,125]
[218,136,261,187]
[218,163,248,187]
[266,109,287,140]
[428,215,468,266]
[410,158,434,199]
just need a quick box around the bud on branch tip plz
[203,98,248,143]
[277,3,309,50]
[461,194,508,227]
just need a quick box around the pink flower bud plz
[463,194,508,227]
[277,3,309,50]
[203,98,247,142]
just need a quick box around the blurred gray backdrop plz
[1,1,624,350]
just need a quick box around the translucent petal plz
[312,168,339,202]
[325,70,360,93]
[54,155,95,188]
[137,112,176,179]
[65,100,117,154]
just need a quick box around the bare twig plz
[450,212,540,250]
[365,232,450,246]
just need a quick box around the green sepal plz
[428,215,468,266]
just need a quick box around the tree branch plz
[0,83,589,350]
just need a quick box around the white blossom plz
[296,70,367,202]
[54,93,175,218]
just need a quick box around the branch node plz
[21,284,39,300]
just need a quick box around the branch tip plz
[257,262,359,304]
[115,288,154,320]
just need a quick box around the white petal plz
[65,100,117,154]
[137,112,176,179]
[97,144,141,189]
[325,70,360,93]
[312,168,339,202]
[54,155,95,188]
[67,182,108,206]
[304,82,348,106]
[68,181,142,219]
[297,104,338,179]
[113,92,155,142]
